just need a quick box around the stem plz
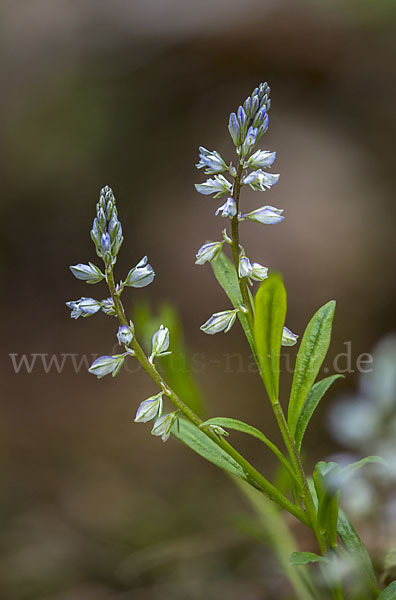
[105,267,308,526]
[229,159,327,556]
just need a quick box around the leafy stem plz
[105,266,309,525]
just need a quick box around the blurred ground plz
[1,1,396,598]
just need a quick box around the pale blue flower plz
[117,324,133,346]
[246,150,276,169]
[150,325,171,363]
[151,412,178,442]
[66,297,102,319]
[195,241,223,265]
[238,256,268,282]
[88,354,126,378]
[228,112,242,146]
[196,147,227,174]
[281,326,298,346]
[215,197,237,218]
[101,232,111,253]
[135,393,163,423]
[241,126,258,156]
[69,262,104,284]
[239,206,284,225]
[200,309,239,335]
[242,169,280,191]
[195,175,233,198]
[125,256,155,288]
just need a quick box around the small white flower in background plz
[239,206,284,225]
[124,256,155,288]
[88,354,126,378]
[66,297,103,319]
[238,255,268,282]
[117,324,133,346]
[242,169,280,191]
[281,326,299,346]
[200,309,239,335]
[150,325,171,363]
[215,197,237,218]
[246,150,276,169]
[195,241,223,265]
[135,393,163,423]
[69,262,104,284]
[195,174,233,198]
[196,147,227,174]
[151,412,178,442]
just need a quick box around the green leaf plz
[313,461,341,549]
[337,510,379,595]
[378,581,396,599]
[338,455,386,480]
[172,418,249,482]
[295,374,343,452]
[200,417,300,487]
[254,273,287,404]
[211,252,256,357]
[290,551,328,566]
[288,301,336,436]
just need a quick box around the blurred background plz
[1,1,396,598]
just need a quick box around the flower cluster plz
[134,392,178,442]
[194,82,294,339]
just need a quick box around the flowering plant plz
[67,83,392,599]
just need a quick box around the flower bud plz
[135,393,163,423]
[150,325,171,363]
[200,309,239,335]
[195,241,223,265]
[281,326,298,346]
[246,150,276,170]
[88,354,126,378]
[69,262,104,284]
[117,324,133,346]
[239,206,284,225]
[66,297,103,319]
[151,412,178,442]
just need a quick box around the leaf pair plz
[254,273,338,451]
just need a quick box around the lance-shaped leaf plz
[337,510,379,595]
[288,301,336,436]
[172,418,248,481]
[211,251,256,358]
[254,274,287,404]
[295,374,343,452]
[378,582,396,599]
[200,417,300,488]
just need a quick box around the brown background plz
[1,1,396,598]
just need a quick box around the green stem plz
[105,267,308,526]
[229,160,328,556]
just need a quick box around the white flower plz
[196,147,227,174]
[281,326,298,346]
[125,256,155,288]
[238,255,268,282]
[66,297,103,319]
[246,150,276,169]
[69,262,104,284]
[150,325,171,363]
[151,412,178,442]
[195,174,233,198]
[239,206,284,225]
[117,324,133,346]
[135,393,163,423]
[195,241,223,265]
[88,354,125,378]
[200,309,239,335]
[242,169,280,191]
[215,197,237,218]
